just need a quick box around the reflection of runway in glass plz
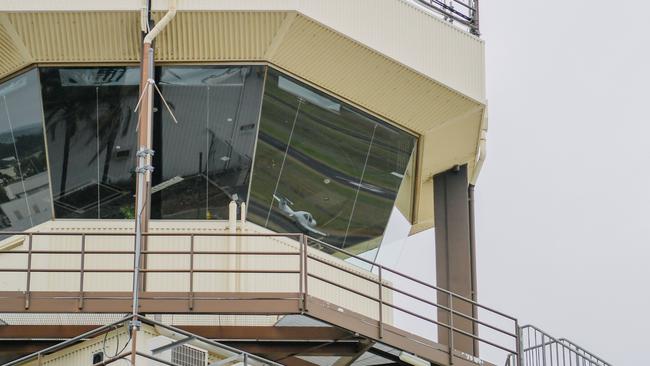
[258,132,396,200]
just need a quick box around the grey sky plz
[476,0,650,364]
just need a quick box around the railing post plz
[448,292,454,365]
[516,321,524,366]
[24,233,33,310]
[541,333,546,366]
[302,234,308,312]
[78,234,85,309]
[189,234,194,310]
[378,266,383,339]
[298,234,304,312]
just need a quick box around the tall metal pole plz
[130,5,155,365]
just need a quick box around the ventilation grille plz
[171,345,207,366]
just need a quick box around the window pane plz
[345,124,416,255]
[0,69,51,231]
[152,66,265,219]
[40,67,139,219]
[249,70,416,254]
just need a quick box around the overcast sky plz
[379,1,650,365]
[475,1,650,364]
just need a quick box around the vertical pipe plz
[189,234,194,310]
[298,234,304,312]
[473,0,480,35]
[240,202,247,230]
[79,234,85,309]
[130,314,139,366]
[228,200,237,291]
[303,235,308,312]
[542,333,546,366]
[516,320,524,366]
[24,233,33,309]
[378,266,384,339]
[468,184,479,356]
[448,292,454,365]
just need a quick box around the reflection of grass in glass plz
[250,71,416,253]
[250,140,395,246]
[261,84,414,189]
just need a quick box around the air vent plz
[171,344,208,366]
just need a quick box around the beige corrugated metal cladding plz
[0,0,486,231]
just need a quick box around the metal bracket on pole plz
[135,165,155,174]
[129,318,142,331]
[136,148,155,157]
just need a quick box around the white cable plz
[265,99,303,227]
[342,125,377,248]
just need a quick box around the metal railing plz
[506,325,611,366]
[3,313,284,366]
[415,0,480,35]
[0,230,520,365]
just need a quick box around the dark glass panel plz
[0,69,51,231]
[152,66,265,219]
[344,124,415,255]
[249,69,416,253]
[40,67,139,219]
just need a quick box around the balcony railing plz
[506,325,611,366]
[0,230,519,365]
[415,0,480,35]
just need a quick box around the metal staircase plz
[506,325,611,366]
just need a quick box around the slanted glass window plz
[151,66,265,219]
[40,67,140,219]
[249,69,416,255]
[0,69,51,231]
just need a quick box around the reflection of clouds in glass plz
[278,76,340,112]
[0,69,51,232]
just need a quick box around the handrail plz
[558,338,611,366]
[415,0,480,35]
[3,314,284,366]
[308,236,518,320]
[517,325,611,366]
[0,230,520,365]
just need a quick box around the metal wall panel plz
[7,12,140,62]
[153,11,287,62]
[269,15,480,134]
[0,15,29,77]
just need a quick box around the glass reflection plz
[40,67,139,219]
[249,70,416,254]
[0,69,51,231]
[152,66,265,219]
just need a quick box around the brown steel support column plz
[434,164,477,356]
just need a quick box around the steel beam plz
[0,325,351,341]
[433,165,476,355]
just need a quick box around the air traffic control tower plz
[0,1,611,366]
